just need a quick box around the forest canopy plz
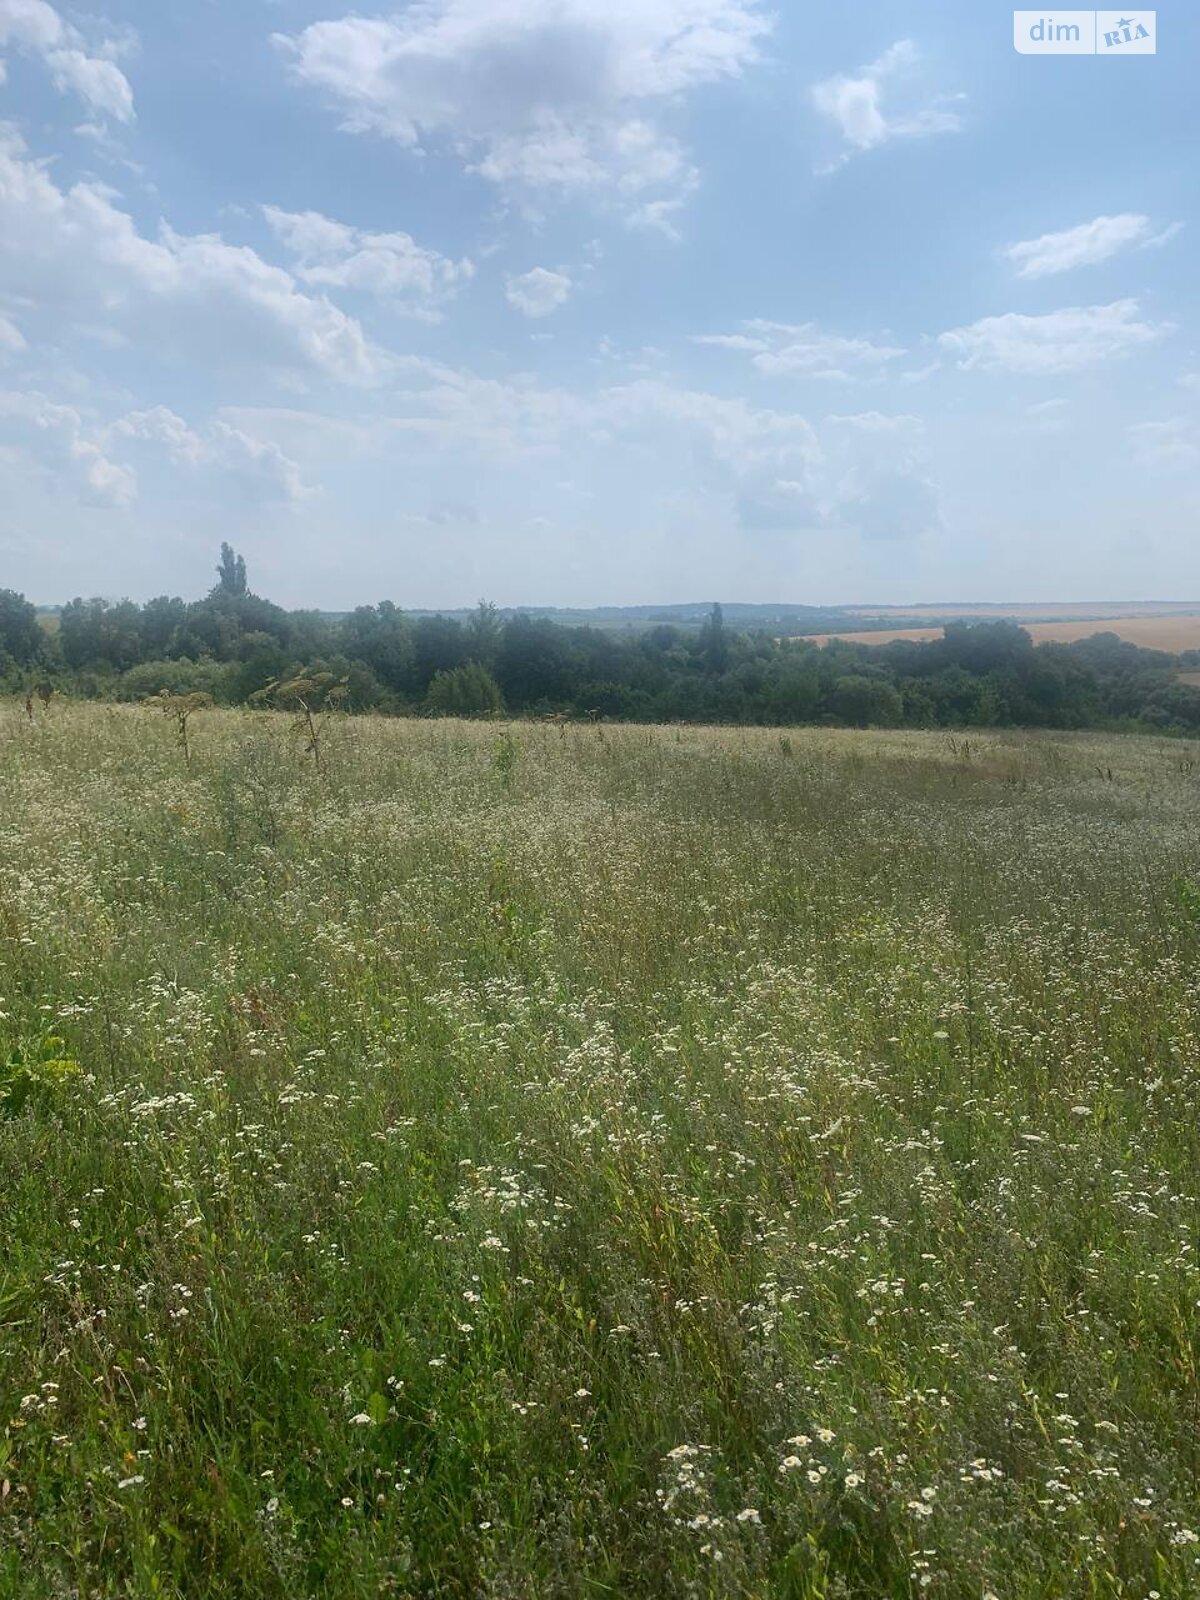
[5,546,1200,733]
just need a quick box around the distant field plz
[849,602,1200,621]
[819,614,1200,652]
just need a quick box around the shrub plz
[426,661,504,717]
[116,657,239,704]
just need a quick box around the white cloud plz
[839,465,940,541]
[260,208,355,262]
[292,369,937,540]
[508,377,830,529]
[276,0,770,218]
[1003,213,1181,278]
[0,0,63,52]
[0,388,136,506]
[110,404,209,465]
[627,195,691,240]
[0,311,24,351]
[263,206,473,317]
[45,48,134,124]
[811,40,962,167]
[203,422,314,505]
[0,389,315,528]
[168,358,945,607]
[826,411,923,434]
[402,499,482,528]
[1128,418,1199,471]
[694,319,905,380]
[111,406,314,503]
[939,299,1169,373]
[1022,397,1070,433]
[601,379,819,470]
[506,267,572,318]
[551,379,937,538]
[813,406,939,540]
[233,372,820,491]
[0,130,381,384]
[0,0,134,121]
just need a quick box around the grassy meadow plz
[2,704,1200,1598]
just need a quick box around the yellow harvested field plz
[849,602,1200,621]
[817,614,1200,652]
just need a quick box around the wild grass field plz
[2,704,1200,1599]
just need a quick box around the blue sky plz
[0,0,1196,608]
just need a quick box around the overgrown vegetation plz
[6,547,1200,731]
[2,704,1199,1596]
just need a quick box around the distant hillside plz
[36,596,1200,640]
[394,603,855,635]
[345,600,1200,638]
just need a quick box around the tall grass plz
[1,705,1199,1597]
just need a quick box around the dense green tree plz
[765,660,821,723]
[59,598,143,672]
[831,674,903,728]
[0,589,43,665]
[940,620,1034,675]
[468,600,502,668]
[338,603,414,693]
[496,616,573,707]
[412,616,469,690]
[699,602,729,673]
[139,596,189,658]
[214,542,248,599]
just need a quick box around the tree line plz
[3,545,1200,733]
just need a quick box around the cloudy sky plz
[0,0,1195,608]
